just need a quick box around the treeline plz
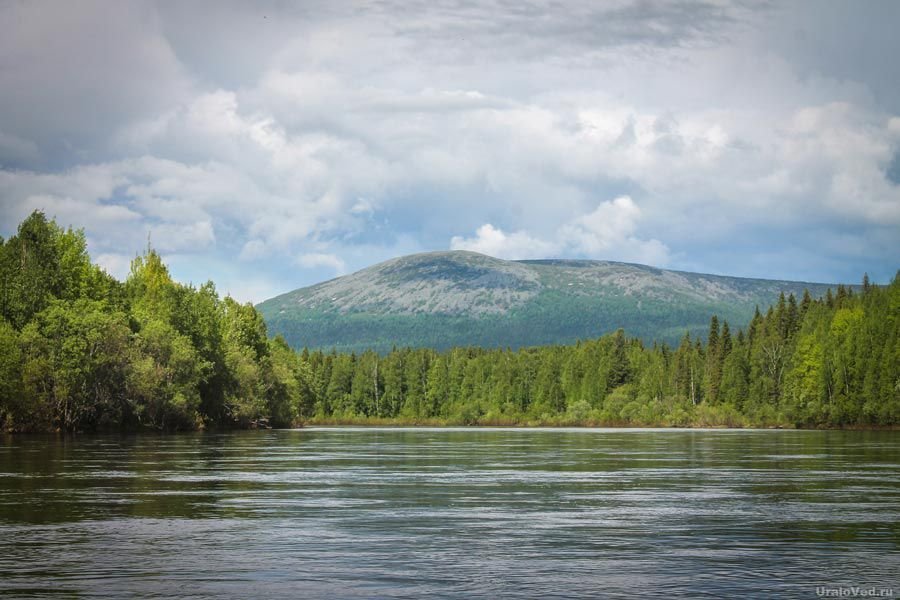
[0,211,897,431]
[300,277,898,428]
[0,212,300,432]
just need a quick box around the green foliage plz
[0,212,119,329]
[1,211,896,432]
[19,299,133,431]
[0,319,23,428]
[130,318,207,430]
[0,211,309,432]
[294,273,898,429]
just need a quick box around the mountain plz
[256,251,839,353]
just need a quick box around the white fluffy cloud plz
[561,197,671,265]
[451,224,558,260]
[295,252,347,275]
[451,196,670,265]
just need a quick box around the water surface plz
[1,428,898,598]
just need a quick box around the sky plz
[0,0,898,303]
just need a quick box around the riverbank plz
[301,415,900,431]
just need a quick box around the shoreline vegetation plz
[300,419,900,431]
[1,211,898,433]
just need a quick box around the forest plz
[0,211,897,432]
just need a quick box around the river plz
[1,428,898,598]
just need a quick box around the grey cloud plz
[0,0,192,168]
[0,130,40,164]
[887,150,900,186]
[364,0,755,57]
[762,1,900,113]
[0,0,898,302]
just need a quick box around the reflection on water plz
[1,428,898,598]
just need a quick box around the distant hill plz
[257,251,840,352]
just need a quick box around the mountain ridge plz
[257,251,842,352]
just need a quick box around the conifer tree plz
[705,316,722,404]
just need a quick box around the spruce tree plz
[705,316,722,404]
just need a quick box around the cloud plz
[561,196,645,253]
[1,0,899,300]
[451,196,670,265]
[451,224,557,259]
[0,0,192,167]
[149,220,216,253]
[94,253,134,281]
[238,239,268,262]
[560,196,671,265]
[295,252,347,275]
[0,130,40,163]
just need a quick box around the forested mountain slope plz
[258,251,838,352]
